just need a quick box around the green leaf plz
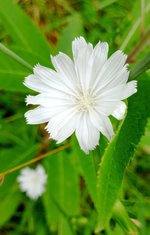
[0,46,52,92]
[0,117,39,175]
[0,173,21,227]
[112,200,135,233]
[0,49,29,92]
[43,151,79,234]
[0,0,52,92]
[0,145,39,173]
[72,136,97,207]
[0,0,51,57]
[0,43,32,71]
[58,14,84,56]
[96,74,150,232]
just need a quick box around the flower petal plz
[26,91,71,107]
[72,37,108,91]
[96,100,125,116]
[91,42,109,77]
[25,106,59,124]
[72,36,95,90]
[89,110,114,141]
[36,166,47,182]
[72,36,88,59]
[98,80,137,101]
[34,64,76,96]
[73,42,93,90]
[24,74,51,93]
[46,108,77,143]
[92,50,127,93]
[99,65,129,92]
[51,52,76,86]
[75,113,100,154]
[88,42,109,89]
[112,101,127,120]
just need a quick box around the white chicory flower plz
[17,165,47,200]
[24,37,137,153]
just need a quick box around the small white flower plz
[24,37,137,153]
[17,165,47,200]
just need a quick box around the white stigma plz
[74,90,96,112]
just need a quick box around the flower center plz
[74,90,96,112]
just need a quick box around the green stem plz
[0,43,32,71]
[129,52,150,80]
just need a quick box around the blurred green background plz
[0,0,150,234]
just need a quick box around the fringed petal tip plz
[25,95,29,106]
[44,125,54,140]
[23,75,34,89]
[24,110,37,125]
[33,63,42,73]
[131,80,138,94]
[50,54,54,61]
[134,80,138,88]
[80,143,99,155]
[117,49,127,56]
[73,36,87,42]
[24,112,30,124]
[115,50,128,63]
[124,63,129,71]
